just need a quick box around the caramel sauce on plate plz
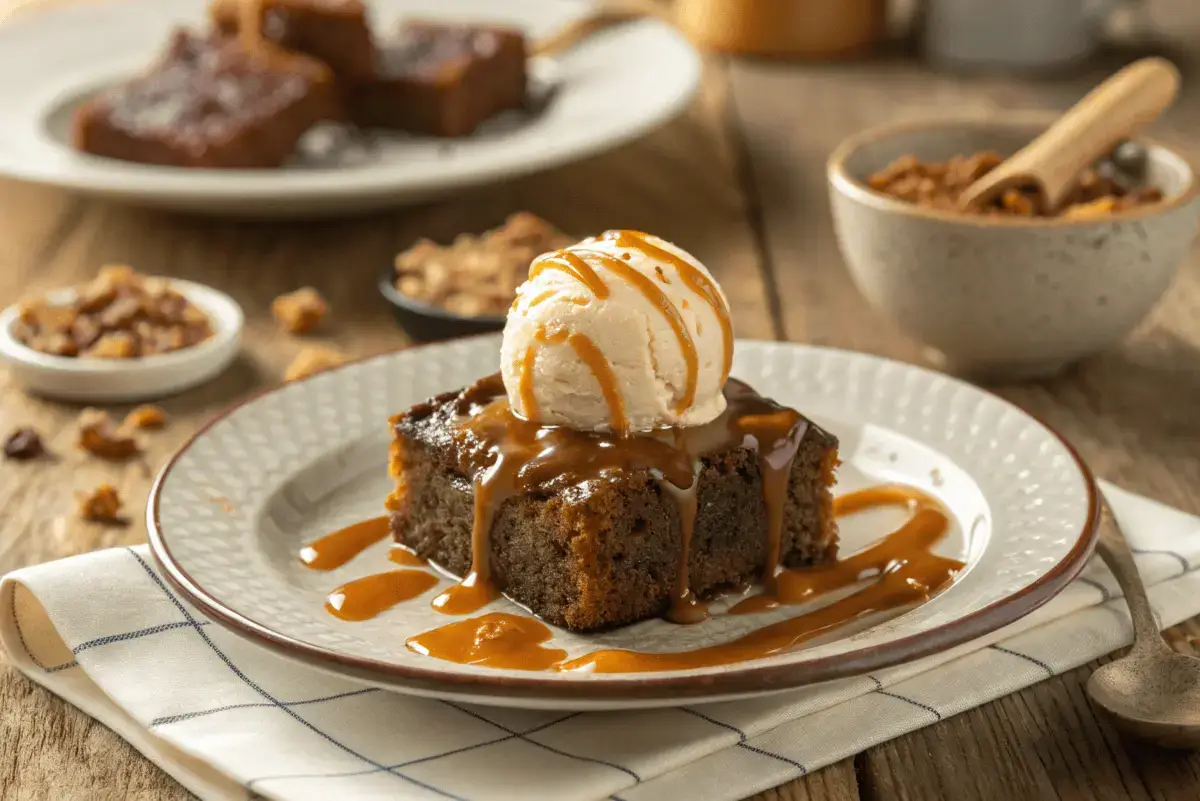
[298,515,391,571]
[403,484,961,672]
[389,547,426,567]
[325,570,439,622]
[300,452,962,670]
[407,612,567,671]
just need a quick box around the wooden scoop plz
[958,58,1181,213]
[532,1,667,57]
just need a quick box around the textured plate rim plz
[147,337,1100,702]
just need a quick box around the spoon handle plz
[959,57,1180,212]
[532,1,666,57]
[1096,503,1170,655]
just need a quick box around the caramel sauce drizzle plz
[573,248,699,415]
[528,251,610,299]
[518,344,539,420]
[238,0,263,54]
[664,479,707,625]
[298,516,391,571]
[601,230,734,385]
[405,484,962,673]
[416,375,806,624]
[408,613,568,670]
[325,570,438,622]
[730,484,952,614]
[389,547,426,567]
[520,245,698,421]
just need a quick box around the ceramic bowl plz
[0,279,243,402]
[378,268,506,343]
[827,116,1200,380]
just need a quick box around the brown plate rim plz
[147,338,1101,702]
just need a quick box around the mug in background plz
[921,0,1132,72]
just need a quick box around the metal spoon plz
[1087,506,1200,748]
[958,57,1180,213]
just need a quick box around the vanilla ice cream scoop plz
[500,230,733,434]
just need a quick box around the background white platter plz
[0,0,701,217]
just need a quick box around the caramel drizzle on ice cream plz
[603,230,734,386]
[520,235,710,425]
[519,326,629,436]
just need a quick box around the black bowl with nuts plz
[382,212,574,342]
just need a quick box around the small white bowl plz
[0,279,243,402]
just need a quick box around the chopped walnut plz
[866,151,1165,218]
[124,405,168,430]
[284,346,345,382]
[393,213,574,318]
[14,266,214,359]
[4,428,46,461]
[86,331,138,359]
[77,483,125,524]
[272,287,328,334]
[77,409,141,461]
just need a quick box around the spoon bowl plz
[1086,507,1200,749]
[1089,648,1200,748]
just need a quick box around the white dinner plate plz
[148,336,1099,710]
[0,0,700,217]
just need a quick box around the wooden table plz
[4,1,1200,797]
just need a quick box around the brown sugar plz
[4,428,46,461]
[77,409,141,461]
[867,150,1164,218]
[285,346,346,382]
[272,287,328,334]
[77,483,125,525]
[394,213,575,318]
[124,405,168,430]
[14,266,214,359]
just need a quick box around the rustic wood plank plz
[731,0,1200,798]
[0,51,778,798]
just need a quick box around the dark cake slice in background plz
[210,0,377,81]
[349,21,528,137]
[388,380,839,632]
[72,30,338,169]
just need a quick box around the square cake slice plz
[72,30,338,169]
[210,0,377,81]
[388,377,839,632]
[349,21,528,137]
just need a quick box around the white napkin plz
[3,480,1199,801]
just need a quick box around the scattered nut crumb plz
[124,405,168,430]
[866,151,1164,217]
[393,213,574,318]
[4,428,46,461]
[77,482,125,524]
[13,266,213,359]
[272,287,328,334]
[284,346,345,382]
[77,409,140,461]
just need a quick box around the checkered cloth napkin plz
[3,481,1200,801]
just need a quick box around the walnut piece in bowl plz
[383,213,574,341]
[0,266,244,402]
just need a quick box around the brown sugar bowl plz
[827,115,1200,380]
[381,213,574,342]
[0,271,243,402]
